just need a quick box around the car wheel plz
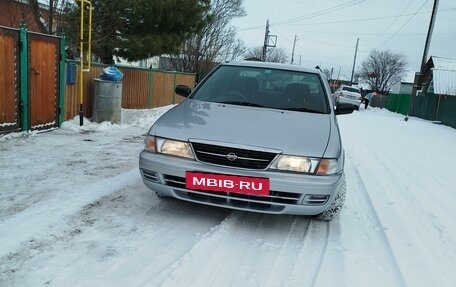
[315,174,346,221]
[354,105,360,111]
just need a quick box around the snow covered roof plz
[432,56,456,70]
[431,68,456,96]
[428,56,456,96]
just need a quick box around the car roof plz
[223,61,320,75]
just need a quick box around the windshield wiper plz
[220,101,265,108]
[283,107,326,114]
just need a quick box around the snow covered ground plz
[0,105,455,287]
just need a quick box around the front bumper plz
[139,151,345,216]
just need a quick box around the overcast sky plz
[232,0,456,79]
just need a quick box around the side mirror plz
[335,103,355,115]
[175,85,192,98]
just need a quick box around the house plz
[0,0,56,33]
[421,56,456,96]
[413,56,456,128]
[390,70,415,95]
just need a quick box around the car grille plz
[191,142,278,170]
[163,174,302,205]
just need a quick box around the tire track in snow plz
[151,212,329,287]
[1,181,232,287]
[338,110,456,287]
[0,169,140,259]
[350,139,455,286]
[346,160,407,286]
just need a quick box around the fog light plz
[302,194,329,205]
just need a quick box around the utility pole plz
[350,38,359,85]
[406,0,439,121]
[49,0,54,34]
[262,20,277,62]
[262,20,269,62]
[291,35,297,65]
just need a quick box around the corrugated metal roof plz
[432,68,456,96]
[432,56,456,70]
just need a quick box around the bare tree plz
[169,0,246,78]
[245,46,289,63]
[358,49,407,94]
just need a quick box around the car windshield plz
[190,65,330,114]
[342,86,360,93]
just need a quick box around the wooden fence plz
[0,26,19,133]
[64,62,196,119]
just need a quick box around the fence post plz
[19,27,28,131]
[148,70,153,108]
[173,72,177,104]
[58,36,66,125]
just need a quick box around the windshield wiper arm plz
[220,101,265,108]
[283,107,326,114]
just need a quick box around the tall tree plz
[168,0,246,78]
[245,46,289,63]
[358,50,408,94]
[61,0,210,64]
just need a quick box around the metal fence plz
[64,62,196,119]
[385,93,411,115]
[413,92,456,128]
[369,94,389,109]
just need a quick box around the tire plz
[315,174,346,221]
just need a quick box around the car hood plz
[152,100,333,157]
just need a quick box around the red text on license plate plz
[185,172,269,196]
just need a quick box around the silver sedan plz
[139,61,355,220]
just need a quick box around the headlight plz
[270,155,314,173]
[156,138,194,159]
[270,155,339,175]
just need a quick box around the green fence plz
[413,92,438,121]
[434,95,456,128]
[385,93,410,115]
[412,92,456,128]
[386,92,456,129]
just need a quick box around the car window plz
[190,65,330,114]
[341,86,360,93]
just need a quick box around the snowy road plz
[1,107,455,287]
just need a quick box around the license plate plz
[186,171,270,196]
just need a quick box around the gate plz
[28,32,60,131]
[0,26,20,133]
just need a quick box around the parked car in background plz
[139,61,356,220]
[332,85,362,109]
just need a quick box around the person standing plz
[364,91,376,109]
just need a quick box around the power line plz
[374,0,415,37]
[286,7,455,27]
[236,7,456,32]
[237,0,366,31]
[272,0,366,26]
[270,26,355,49]
[374,0,431,48]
